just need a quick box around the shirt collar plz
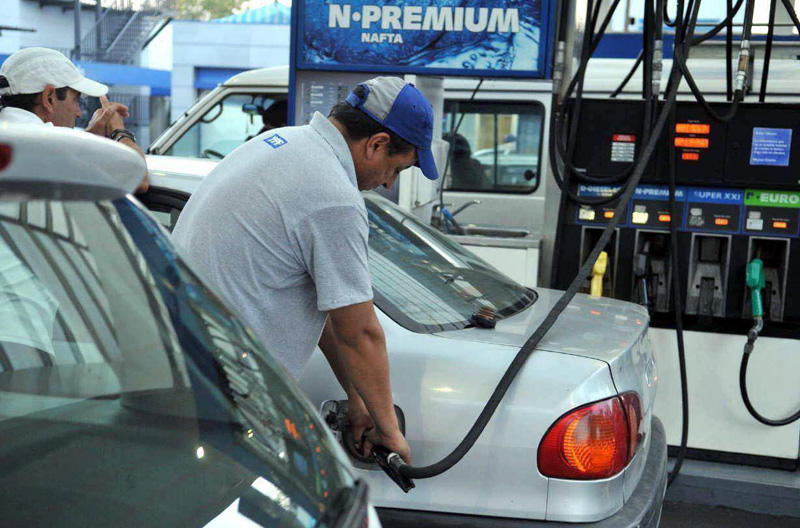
[0,107,53,127]
[309,112,358,189]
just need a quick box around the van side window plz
[443,102,544,194]
[165,94,288,159]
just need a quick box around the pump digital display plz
[750,127,792,167]
[675,137,710,149]
[676,123,710,135]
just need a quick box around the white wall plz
[1,0,97,55]
[140,20,172,71]
[168,20,290,120]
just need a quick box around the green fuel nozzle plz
[746,258,766,319]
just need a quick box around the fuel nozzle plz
[590,251,609,297]
[634,242,651,308]
[744,258,766,354]
[372,446,415,493]
[746,258,765,319]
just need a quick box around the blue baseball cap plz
[345,77,438,181]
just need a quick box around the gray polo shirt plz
[172,112,373,378]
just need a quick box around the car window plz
[366,196,536,332]
[165,94,287,159]
[0,198,355,527]
[443,102,544,194]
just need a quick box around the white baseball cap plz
[0,47,108,97]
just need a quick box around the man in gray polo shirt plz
[172,77,439,464]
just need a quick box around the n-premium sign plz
[329,5,520,42]
[296,0,553,78]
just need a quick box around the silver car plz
[0,125,380,528]
[141,158,668,527]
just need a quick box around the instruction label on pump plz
[750,127,792,167]
[611,134,636,163]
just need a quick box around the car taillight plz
[0,144,11,171]
[620,392,643,460]
[538,393,642,480]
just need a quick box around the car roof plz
[224,65,289,88]
[0,123,145,199]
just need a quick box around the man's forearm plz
[319,317,359,399]
[335,327,400,436]
[118,137,149,192]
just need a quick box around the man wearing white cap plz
[0,47,147,191]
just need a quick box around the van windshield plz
[164,94,287,159]
[0,198,354,527]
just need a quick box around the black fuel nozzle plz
[372,445,415,493]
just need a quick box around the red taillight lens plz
[538,393,642,480]
[620,392,643,460]
[0,144,11,171]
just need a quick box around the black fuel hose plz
[759,0,778,102]
[672,0,754,124]
[689,0,745,46]
[611,50,645,98]
[739,320,800,427]
[780,0,800,33]
[393,52,688,483]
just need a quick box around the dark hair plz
[329,85,414,156]
[262,99,288,128]
[0,84,70,112]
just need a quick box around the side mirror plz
[242,103,263,116]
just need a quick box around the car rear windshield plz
[366,197,536,332]
[0,198,354,527]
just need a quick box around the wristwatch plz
[109,128,136,143]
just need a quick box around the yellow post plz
[590,251,608,297]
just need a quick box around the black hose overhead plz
[779,0,800,33]
[673,0,755,123]
[760,0,778,102]
[663,0,678,27]
[664,0,693,488]
[690,0,745,45]
[548,0,646,201]
[726,0,734,100]
[610,50,645,98]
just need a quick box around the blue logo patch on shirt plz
[264,134,288,149]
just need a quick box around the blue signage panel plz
[577,184,622,198]
[750,127,792,167]
[687,188,743,204]
[633,185,687,201]
[294,0,555,78]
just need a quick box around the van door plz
[441,97,550,235]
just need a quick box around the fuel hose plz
[387,55,688,483]
[739,260,800,427]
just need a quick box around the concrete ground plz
[660,502,800,527]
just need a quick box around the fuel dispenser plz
[553,99,800,467]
